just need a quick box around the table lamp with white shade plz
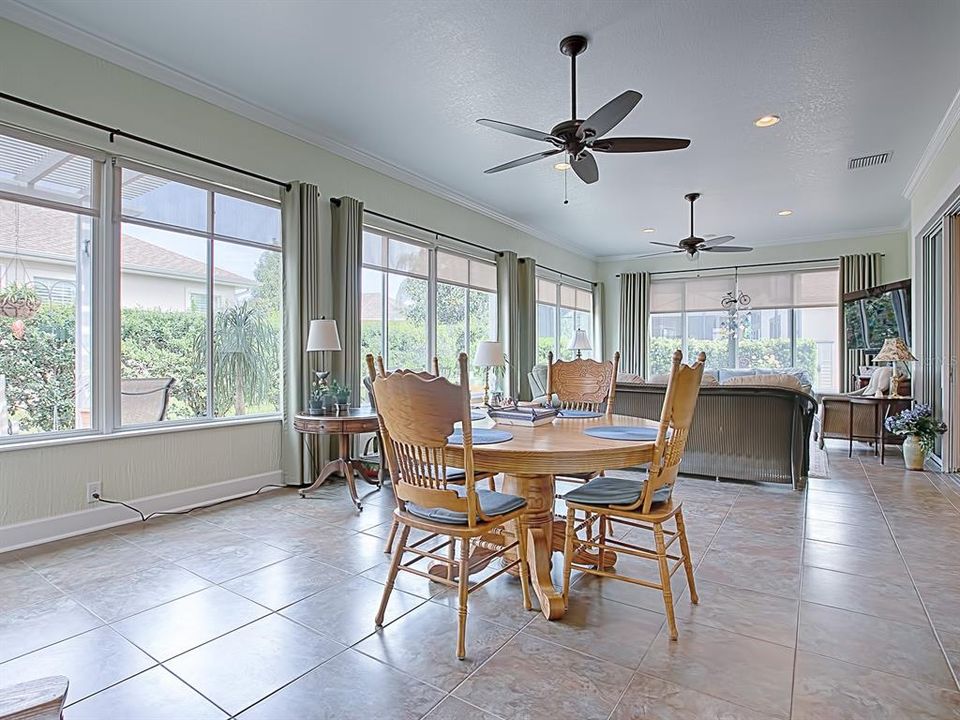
[872,337,916,398]
[569,328,592,359]
[473,340,505,406]
[306,318,341,383]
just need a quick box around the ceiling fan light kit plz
[478,35,691,185]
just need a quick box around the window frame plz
[0,126,105,447]
[360,225,498,385]
[535,272,595,361]
[647,266,840,391]
[114,159,283,429]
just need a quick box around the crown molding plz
[0,1,596,261]
[903,86,960,200]
[595,223,909,263]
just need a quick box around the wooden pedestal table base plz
[438,412,657,620]
[293,410,382,511]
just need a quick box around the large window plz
[0,128,282,446]
[118,165,281,424]
[536,276,594,362]
[361,227,498,391]
[648,268,839,391]
[0,131,99,438]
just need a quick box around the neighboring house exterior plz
[0,201,253,309]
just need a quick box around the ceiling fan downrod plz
[559,35,588,122]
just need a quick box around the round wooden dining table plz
[445,412,658,620]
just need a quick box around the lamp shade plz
[873,337,916,363]
[473,340,505,367]
[306,319,341,352]
[569,328,592,352]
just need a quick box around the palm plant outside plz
[196,300,279,415]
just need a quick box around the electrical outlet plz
[86,481,102,504]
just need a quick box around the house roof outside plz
[0,199,253,286]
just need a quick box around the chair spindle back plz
[546,351,620,416]
[639,350,706,512]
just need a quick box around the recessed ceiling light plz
[554,161,571,171]
[777,209,793,216]
[642,227,655,233]
[754,114,781,128]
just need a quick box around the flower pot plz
[0,297,41,320]
[903,434,926,470]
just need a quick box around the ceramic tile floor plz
[2,442,960,719]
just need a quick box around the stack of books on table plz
[488,405,558,427]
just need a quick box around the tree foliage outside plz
[0,304,77,433]
[648,336,818,381]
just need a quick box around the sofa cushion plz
[646,372,718,387]
[618,372,644,385]
[723,374,804,392]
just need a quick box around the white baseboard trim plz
[0,470,283,553]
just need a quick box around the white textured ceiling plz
[5,0,959,259]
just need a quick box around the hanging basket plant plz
[0,282,42,320]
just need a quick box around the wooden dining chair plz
[561,350,706,640]
[368,356,498,555]
[547,350,620,486]
[370,352,532,659]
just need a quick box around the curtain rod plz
[614,255,884,278]
[520,258,596,287]
[331,197,502,258]
[331,198,597,286]
[0,91,292,191]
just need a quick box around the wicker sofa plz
[612,382,818,489]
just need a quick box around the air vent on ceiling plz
[848,152,890,170]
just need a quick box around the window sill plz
[0,414,282,453]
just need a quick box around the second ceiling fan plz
[477,35,691,184]
[636,193,753,259]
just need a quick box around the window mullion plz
[205,190,215,419]
[427,248,437,369]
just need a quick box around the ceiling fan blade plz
[571,151,599,184]
[701,235,735,247]
[483,148,561,174]
[649,241,679,248]
[476,119,560,144]
[591,137,691,153]
[578,90,642,140]
[702,245,753,253]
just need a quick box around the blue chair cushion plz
[406,484,526,525]
[563,475,672,507]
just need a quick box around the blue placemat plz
[583,426,663,441]
[470,409,487,420]
[447,428,514,445]
[559,409,603,419]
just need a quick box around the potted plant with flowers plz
[0,282,41,320]
[884,403,947,470]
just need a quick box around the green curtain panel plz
[592,282,604,361]
[839,253,882,392]
[619,272,650,375]
[331,196,364,396]
[280,182,332,486]
[496,251,538,400]
[496,250,521,398]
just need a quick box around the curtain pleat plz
[280,182,331,485]
[592,282,604,361]
[331,197,364,395]
[496,251,521,398]
[516,257,538,400]
[838,253,882,392]
[619,272,650,375]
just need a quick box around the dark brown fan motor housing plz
[477,35,691,184]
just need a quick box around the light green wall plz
[601,231,910,360]
[0,18,597,528]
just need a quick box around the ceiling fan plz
[636,193,753,258]
[476,35,691,185]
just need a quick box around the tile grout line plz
[857,453,960,692]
